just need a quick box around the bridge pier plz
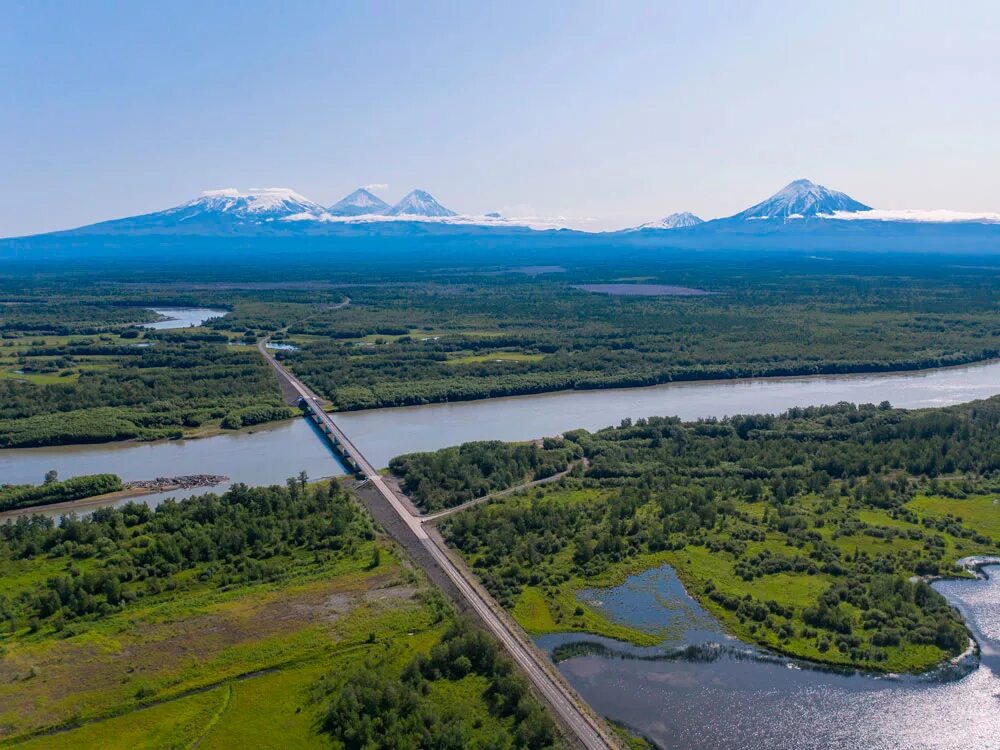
[299,399,364,478]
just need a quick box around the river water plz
[539,564,1000,750]
[1,359,1000,507]
[2,313,999,744]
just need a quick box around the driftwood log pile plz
[124,475,228,491]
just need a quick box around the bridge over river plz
[256,337,619,750]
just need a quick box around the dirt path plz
[420,459,587,522]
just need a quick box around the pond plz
[140,307,227,329]
[539,563,1000,749]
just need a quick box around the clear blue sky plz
[3,0,998,234]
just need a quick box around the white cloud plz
[363,183,389,193]
[822,208,1000,224]
[279,210,592,231]
[497,204,596,230]
[503,214,595,230]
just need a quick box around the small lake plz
[141,307,227,329]
[539,564,1000,750]
[573,283,713,296]
[2,360,1000,509]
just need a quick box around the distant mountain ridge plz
[626,179,873,232]
[7,179,999,258]
[327,187,457,218]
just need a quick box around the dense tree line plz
[5,267,1000,445]
[0,479,369,632]
[0,473,122,512]
[319,619,558,750]
[439,397,1000,669]
[390,440,578,512]
[273,278,1000,411]
[0,316,289,447]
[0,301,160,335]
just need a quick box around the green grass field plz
[909,494,1000,540]
[447,352,546,365]
[452,481,1000,674]
[0,559,514,748]
[0,540,434,747]
[0,512,563,749]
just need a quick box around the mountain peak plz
[388,189,456,217]
[733,179,871,221]
[635,211,704,230]
[177,188,324,220]
[328,187,390,216]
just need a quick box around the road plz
[256,335,618,750]
[421,459,586,523]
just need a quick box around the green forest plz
[0,479,562,748]
[390,440,577,512]
[430,397,1000,672]
[273,273,1000,411]
[0,296,293,448]
[0,472,122,512]
[3,262,1000,447]
[0,478,369,631]
[318,618,558,750]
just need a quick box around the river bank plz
[507,541,989,675]
[0,475,229,520]
[4,358,1000,513]
[324,354,1000,415]
[5,356,1000,453]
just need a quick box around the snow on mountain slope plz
[387,189,456,217]
[327,188,391,216]
[20,178,1000,243]
[729,179,871,222]
[170,188,326,221]
[631,211,705,230]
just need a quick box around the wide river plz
[2,358,1000,506]
[2,312,999,747]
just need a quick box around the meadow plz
[0,480,560,749]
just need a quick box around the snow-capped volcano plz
[633,212,704,230]
[171,188,326,222]
[327,188,390,216]
[730,179,870,222]
[17,177,999,251]
[388,189,456,217]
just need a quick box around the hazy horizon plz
[5,1,999,235]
